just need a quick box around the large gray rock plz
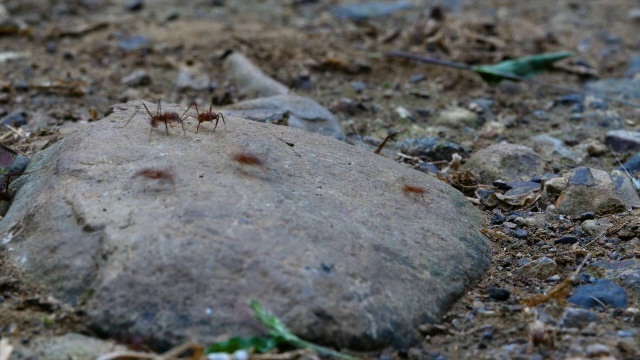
[0,101,489,351]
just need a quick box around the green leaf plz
[250,300,357,360]
[472,51,573,85]
[206,336,281,354]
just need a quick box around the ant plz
[123,100,187,139]
[232,152,263,166]
[132,168,175,185]
[129,168,176,191]
[182,100,227,134]
[403,184,426,195]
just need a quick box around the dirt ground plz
[0,0,639,359]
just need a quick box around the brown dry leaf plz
[521,279,573,307]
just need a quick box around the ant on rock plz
[129,168,176,190]
[182,100,227,134]
[123,100,187,139]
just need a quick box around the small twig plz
[570,252,592,283]
[374,131,400,154]
[589,295,607,308]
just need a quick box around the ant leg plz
[213,113,227,132]
[180,101,196,120]
[179,118,186,136]
[196,121,201,134]
[164,119,170,135]
[142,102,155,118]
[122,104,141,128]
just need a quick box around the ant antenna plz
[350,124,363,143]
[611,146,640,190]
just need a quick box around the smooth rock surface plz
[0,101,489,351]
[464,143,545,184]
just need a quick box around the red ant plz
[182,100,227,133]
[131,168,176,190]
[133,168,175,183]
[232,152,263,166]
[123,100,187,139]
[403,184,426,195]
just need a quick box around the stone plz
[331,1,413,20]
[9,333,126,360]
[532,134,584,164]
[464,143,545,184]
[222,94,344,140]
[395,137,468,162]
[586,79,640,100]
[544,177,567,195]
[0,101,490,351]
[124,0,144,11]
[0,109,27,127]
[606,130,640,152]
[118,35,150,52]
[585,344,610,357]
[120,70,151,87]
[559,308,600,329]
[512,257,557,280]
[223,52,289,98]
[485,287,510,301]
[555,235,579,245]
[620,269,640,290]
[617,152,640,173]
[175,66,210,91]
[610,171,640,209]
[568,279,627,309]
[581,218,613,237]
[555,167,626,216]
[434,107,479,129]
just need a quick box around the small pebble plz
[118,35,150,52]
[617,329,637,337]
[124,0,144,11]
[350,81,366,93]
[490,213,506,224]
[559,307,599,328]
[1,109,27,127]
[555,235,579,245]
[45,41,57,54]
[121,70,152,87]
[585,344,610,357]
[513,229,528,239]
[579,212,595,221]
[409,74,425,83]
[485,287,510,301]
[546,274,561,282]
